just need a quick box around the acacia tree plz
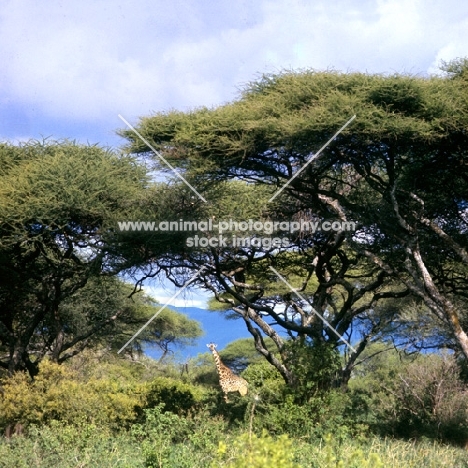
[57,276,203,363]
[114,177,413,387]
[0,140,152,376]
[120,59,468,375]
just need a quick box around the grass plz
[1,424,467,468]
[294,436,468,468]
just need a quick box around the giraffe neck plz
[211,348,227,374]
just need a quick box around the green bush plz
[239,370,369,442]
[131,404,190,467]
[0,421,143,467]
[350,350,468,444]
[131,403,228,467]
[0,360,143,431]
[2,423,467,467]
[143,376,204,414]
[241,359,286,404]
[389,354,468,443]
[283,340,342,402]
[186,410,228,452]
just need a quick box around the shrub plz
[143,376,204,414]
[132,404,229,467]
[0,420,143,467]
[351,351,468,444]
[389,354,468,443]
[0,360,143,431]
[282,340,342,402]
[248,390,369,442]
[131,404,190,467]
[241,359,286,404]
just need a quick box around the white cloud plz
[142,283,210,309]
[427,17,468,74]
[0,0,467,143]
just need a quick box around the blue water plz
[143,306,361,362]
[145,307,252,360]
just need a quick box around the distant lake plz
[144,306,356,362]
[145,306,253,360]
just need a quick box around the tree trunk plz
[411,247,468,361]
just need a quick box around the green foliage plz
[0,360,143,431]
[439,57,468,79]
[131,403,229,468]
[0,351,468,467]
[0,139,146,224]
[242,359,286,403]
[294,436,468,468]
[122,69,468,173]
[241,355,282,383]
[283,340,342,401]
[55,276,203,358]
[0,139,149,375]
[253,395,317,438]
[241,356,369,441]
[2,423,468,467]
[142,307,204,360]
[0,421,143,467]
[143,376,204,414]
[185,352,220,387]
[202,180,274,221]
[235,339,343,406]
[131,404,189,467]
[350,348,468,444]
[248,389,369,442]
[4,65,468,466]
[387,354,468,443]
[216,338,276,373]
[121,63,468,373]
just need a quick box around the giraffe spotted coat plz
[207,343,248,402]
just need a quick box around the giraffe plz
[207,343,248,402]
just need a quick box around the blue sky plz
[2,0,468,308]
[1,0,467,150]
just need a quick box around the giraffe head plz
[207,343,218,351]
